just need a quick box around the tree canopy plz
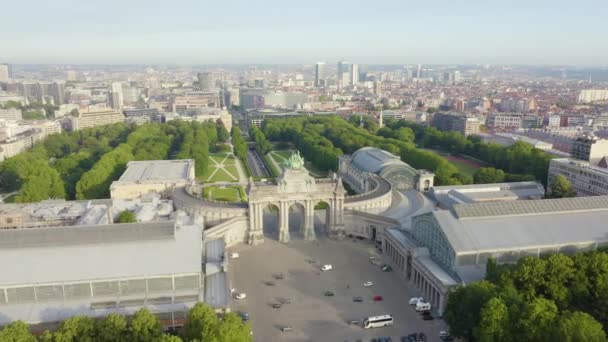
[547,174,576,198]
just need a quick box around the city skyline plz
[1,0,607,66]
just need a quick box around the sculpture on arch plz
[284,151,305,170]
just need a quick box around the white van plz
[321,264,333,271]
[415,301,431,312]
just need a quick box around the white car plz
[409,296,424,305]
[230,252,240,259]
[363,281,373,287]
[234,292,247,300]
[321,264,333,271]
[415,301,431,312]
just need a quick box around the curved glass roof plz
[351,147,417,190]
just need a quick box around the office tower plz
[0,64,11,82]
[52,82,65,105]
[337,60,351,83]
[315,62,326,87]
[416,64,422,78]
[453,71,461,83]
[350,64,359,86]
[109,82,124,110]
[197,72,216,91]
[373,81,382,97]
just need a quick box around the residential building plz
[0,108,22,121]
[108,82,123,110]
[571,133,608,165]
[70,110,125,131]
[548,158,608,196]
[578,89,608,103]
[172,92,221,112]
[431,112,481,136]
[486,113,522,130]
[373,81,382,97]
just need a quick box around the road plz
[246,148,271,178]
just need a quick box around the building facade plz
[571,134,608,165]
[548,158,608,196]
[70,110,125,131]
[431,112,481,136]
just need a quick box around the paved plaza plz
[228,237,448,342]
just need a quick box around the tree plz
[129,308,163,342]
[518,298,559,342]
[475,297,509,342]
[96,313,128,342]
[554,311,606,342]
[215,312,252,342]
[547,175,576,198]
[216,120,230,142]
[0,321,36,342]
[116,210,137,223]
[444,281,498,340]
[53,316,96,342]
[474,167,506,184]
[182,302,219,342]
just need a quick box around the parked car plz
[408,297,424,305]
[439,331,454,341]
[234,292,246,300]
[415,301,431,312]
[404,334,420,342]
[272,303,282,309]
[230,252,240,259]
[321,264,333,271]
[353,296,364,302]
[422,311,434,320]
[373,295,383,301]
[280,325,293,332]
[324,291,335,296]
[265,281,275,286]
[238,311,249,322]
[363,281,374,287]
[382,264,393,272]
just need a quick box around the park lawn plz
[203,186,247,202]
[206,168,238,183]
[209,153,235,165]
[448,159,480,177]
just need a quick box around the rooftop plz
[117,159,195,183]
[430,181,545,210]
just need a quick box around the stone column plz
[328,198,346,240]
[248,203,264,245]
[279,202,290,243]
[304,200,316,241]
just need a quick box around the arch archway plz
[314,200,331,237]
[262,203,280,241]
[288,202,306,240]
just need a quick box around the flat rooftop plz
[117,159,194,183]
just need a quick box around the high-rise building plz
[416,64,422,78]
[197,72,216,91]
[337,60,351,84]
[0,64,12,83]
[109,82,123,110]
[431,112,481,136]
[373,81,382,97]
[350,64,359,86]
[314,62,326,87]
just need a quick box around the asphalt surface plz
[247,148,271,178]
[228,237,448,342]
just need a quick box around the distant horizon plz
[6,63,608,68]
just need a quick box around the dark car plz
[324,291,335,296]
[238,311,249,323]
[353,296,364,302]
[405,334,419,342]
[272,303,282,309]
[381,264,393,272]
[373,295,383,301]
[422,311,434,320]
[265,281,276,286]
[274,273,284,280]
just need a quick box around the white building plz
[548,158,608,196]
[578,89,608,103]
[110,160,195,200]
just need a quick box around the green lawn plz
[201,153,240,182]
[448,159,480,177]
[203,186,247,202]
[210,153,235,165]
[206,168,238,183]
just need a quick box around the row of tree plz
[0,120,230,202]
[0,303,251,342]
[445,251,608,341]
[231,127,248,160]
[386,120,554,184]
[249,126,271,156]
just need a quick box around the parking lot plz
[229,237,447,342]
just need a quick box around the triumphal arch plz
[247,152,346,244]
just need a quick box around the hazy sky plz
[1,0,607,65]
